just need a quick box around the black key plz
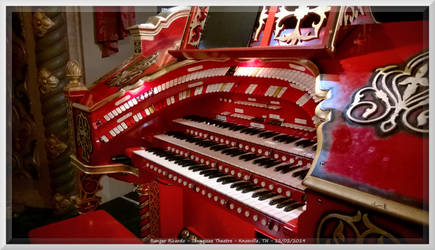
[199,169,217,175]
[230,181,249,189]
[230,150,246,157]
[283,136,299,144]
[312,144,317,151]
[208,172,227,179]
[269,197,288,206]
[240,153,261,161]
[263,160,282,168]
[210,145,230,151]
[258,192,277,201]
[284,202,304,212]
[217,176,235,182]
[221,177,240,184]
[276,200,297,209]
[253,157,269,165]
[274,164,300,174]
[191,166,209,172]
[188,165,206,170]
[272,135,287,142]
[292,169,310,179]
[235,183,253,191]
[241,186,262,193]
[252,190,271,198]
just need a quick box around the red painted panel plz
[28,210,141,244]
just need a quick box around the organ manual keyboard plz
[65,6,428,243]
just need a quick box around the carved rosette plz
[316,211,400,243]
[187,6,209,47]
[274,6,331,45]
[346,50,429,135]
[136,182,160,242]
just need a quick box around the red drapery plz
[95,6,136,57]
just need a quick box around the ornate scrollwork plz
[32,10,55,37]
[316,211,400,243]
[105,52,159,87]
[338,6,365,26]
[274,6,331,45]
[38,68,59,95]
[76,112,92,162]
[346,50,429,135]
[253,6,269,42]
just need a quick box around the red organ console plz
[65,6,429,244]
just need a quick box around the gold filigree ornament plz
[38,68,59,95]
[274,6,331,45]
[346,50,428,135]
[316,211,400,244]
[76,112,93,162]
[33,10,55,37]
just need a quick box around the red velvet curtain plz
[95,6,136,57]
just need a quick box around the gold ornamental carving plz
[46,134,68,160]
[38,68,59,95]
[316,211,400,243]
[76,112,93,163]
[33,10,55,37]
[274,6,331,45]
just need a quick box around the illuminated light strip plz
[117,112,132,123]
[296,93,311,106]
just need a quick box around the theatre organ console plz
[65,6,429,243]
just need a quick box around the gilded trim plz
[304,176,428,225]
[316,210,400,243]
[70,155,138,176]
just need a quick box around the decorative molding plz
[32,10,55,37]
[274,6,331,45]
[346,50,429,135]
[70,154,138,176]
[316,210,400,243]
